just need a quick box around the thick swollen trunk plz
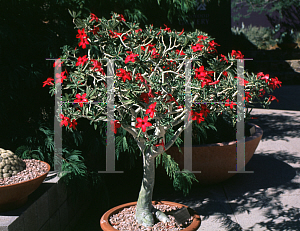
[135,152,170,227]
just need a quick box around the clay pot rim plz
[0,159,51,189]
[100,200,201,231]
[172,123,263,148]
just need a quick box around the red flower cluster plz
[257,72,282,90]
[74,93,88,107]
[191,43,204,52]
[76,55,88,66]
[89,13,99,23]
[60,114,77,130]
[76,28,89,49]
[219,54,228,63]
[116,68,132,82]
[194,66,219,87]
[125,52,139,64]
[207,40,220,53]
[91,60,105,75]
[231,50,244,59]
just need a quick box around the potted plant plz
[43,11,282,229]
[275,24,298,50]
[0,148,50,212]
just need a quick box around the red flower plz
[175,49,186,56]
[53,58,63,69]
[135,29,142,33]
[164,24,171,32]
[223,71,228,77]
[225,99,237,109]
[220,54,228,63]
[69,119,78,130]
[135,73,146,83]
[60,114,70,127]
[207,40,220,53]
[191,111,205,124]
[125,53,139,64]
[141,44,156,53]
[90,26,99,35]
[261,74,270,83]
[43,78,54,87]
[76,28,87,39]
[234,76,249,86]
[89,13,99,22]
[74,93,88,107]
[200,104,210,117]
[268,95,279,103]
[191,43,204,52]
[110,120,121,134]
[268,77,282,90]
[155,91,162,96]
[178,28,184,36]
[91,60,105,75]
[116,68,132,82]
[231,50,244,59]
[76,55,88,66]
[135,116,152,132]
[244,92,252,103]
[78,37,89,49]
[195,66,214,79]
[140,93,149,104]
[55,71,68,84]
[166,94,178,105]
[154,139,166,151]
[116,14,126,22]
[208,80,220,86]
[258,89,265,97]
[146,102,157,118]
[197,35,208,42]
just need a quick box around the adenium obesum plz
[43,12,281,227]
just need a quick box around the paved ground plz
[73,85,300,231]
[155,107,300,231]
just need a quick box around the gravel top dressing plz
[109,204,193,231]
[0,159,49,186]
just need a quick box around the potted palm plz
[43,11,281,230]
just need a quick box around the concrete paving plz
[154,108,300,231]
[155,85,300,231]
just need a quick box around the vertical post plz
[229,59,254,174]
[53,59,63,174]
[99,59,123,173]
[177,59,201,173]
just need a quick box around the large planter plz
[100,201,201,231]
[277,42,298,50]
[166,123,263,184]
[0,160,50,212]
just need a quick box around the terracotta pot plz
[277,42,298,50]
[0,160,51,212]
[100,201,201,231]
[166,123,263,184]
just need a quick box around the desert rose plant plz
[43,11,282,227]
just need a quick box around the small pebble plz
[0,159,48,186]
[109,204,194,231]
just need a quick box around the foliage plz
[231,24,278,50]
[231,0,300,22]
